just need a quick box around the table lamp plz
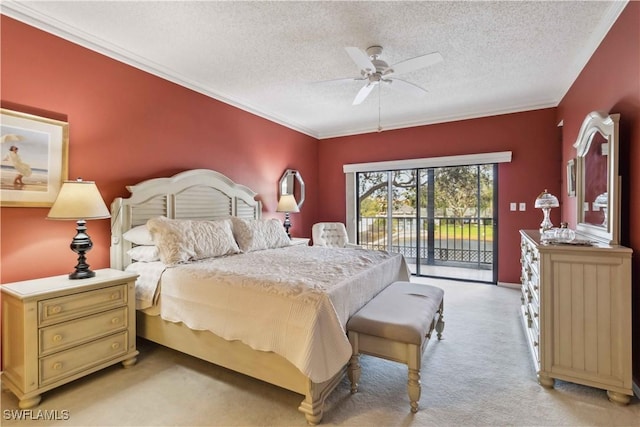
[47,178,111,279]
[534,189,559,234]
[594,192,608,226]
[276,194,299,238]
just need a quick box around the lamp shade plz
[276,194,299,213]
[534,189,559,209]
[594,192,608,207]
[47,179,110,220]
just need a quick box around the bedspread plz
[157,246,409,383]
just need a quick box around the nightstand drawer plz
[39,331,129,386]
[39,284,127,326]
[39,306,128,356]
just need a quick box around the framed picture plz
[567,158,576,197]
[1,108,69,207]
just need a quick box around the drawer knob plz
[49,306,62,314]
[111,342,120,350]
[111,317,120,324]
[110,292,120,300]
[52,334,63,342]
[52,362,63,370]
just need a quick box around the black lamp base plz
[69,219,95,280]
[283,213,292,239]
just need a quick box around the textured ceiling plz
[1,1,628,139]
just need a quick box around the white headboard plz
[110,169,262,270]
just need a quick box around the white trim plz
[343,151,512,173]
[497,282,521,290]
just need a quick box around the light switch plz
[510,202,517,211]
[519,202,526,211]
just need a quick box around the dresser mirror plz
[573,111,620,245]
[279,169,305,208]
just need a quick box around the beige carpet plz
[2,277,639,426]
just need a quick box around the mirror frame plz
[279,169,305,209]
[573,111,620,245]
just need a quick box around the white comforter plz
[138,246,409,383]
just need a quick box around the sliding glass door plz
[356,164,497,283]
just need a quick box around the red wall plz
[557,1,640,386]
[317,109,562,284]
[0,16,318,283]
[1,0,638,385]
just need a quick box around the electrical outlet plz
[519,202,526,211]
[510,202,517,211]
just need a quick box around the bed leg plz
[299,398,323,426]
[298,367,346,425]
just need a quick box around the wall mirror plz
[279,169,305,208]
[573,111,620,245]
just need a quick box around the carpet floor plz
[2,277,638,426]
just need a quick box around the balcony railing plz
[358,216,494,269]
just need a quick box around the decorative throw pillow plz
[231,217,291,252]
[126,245,160,262]
[146,216,240,265]
[123,225,154,245]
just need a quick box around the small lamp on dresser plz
[47,178,111,279]
[534,189,559,234]
[276,193,299,238]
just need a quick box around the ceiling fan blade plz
[353,83,375,105]
[387,78,428,97]
[345,47,376,74]
[312,77,365,85]
[389,52,443,76]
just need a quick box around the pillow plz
[231,217,291,253]
[146,216,240,265]
[127,245,160,262]
[123,225,154,246]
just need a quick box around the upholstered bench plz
[346,281,444,413]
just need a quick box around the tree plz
[434,165,492,217]
[358,165,493,218]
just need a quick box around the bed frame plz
[110,169,344,424]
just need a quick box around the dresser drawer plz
[39,331,129,386]
[39,306,128,356]
[527,274,540,303]
[527,302,539,334]
[39,284,127,326]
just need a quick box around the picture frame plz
[566,158,576,197]
[1,108,69,207]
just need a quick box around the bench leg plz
[408,367,421,413]
[436,301,445,340]
[407,343,422,413]
[348,353,361,393]
[347,332,361,394]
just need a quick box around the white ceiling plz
[1,1,628,139]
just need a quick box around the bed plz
[110,169,410,424]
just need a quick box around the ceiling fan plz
[331,45,444,105]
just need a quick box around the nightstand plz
[1,268,139,409]
[290,237,310,246]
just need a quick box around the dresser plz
[1,269,139,409]
[519,230,633,404]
